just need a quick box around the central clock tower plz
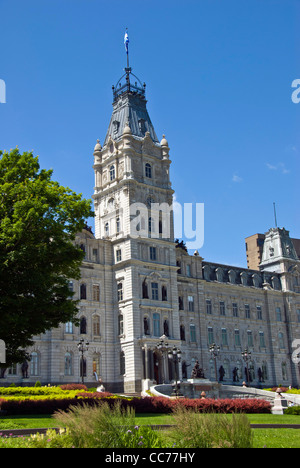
[92,67,180,392]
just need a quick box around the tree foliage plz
[0,148,94,366]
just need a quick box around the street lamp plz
[156,335,169,384]
[209,343,220,382]
[168,345,182,397]
[77,338,89,384]
[241,348,251,386]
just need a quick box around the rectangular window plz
[116,249,122,262]
[117,283,123,302]
[257,305,262,320]
[186,264,191,277]
[276,307,282,322]
[190,324,196,342]
[297,309,300,323]
[150,246,157,261]
[208,327,214,345]
[221,328,228,346]
[259,331,266,348]
[118,315,124,336]
[245,304,250,319]
[179,296,184,310]
[151,282,159,301]
[234,329,241,347]
[153,313,160,336]
[93,284,100,302]
[92,248,98,261]
[206,299,212,315]
[220,301,225,316]
[247,330,253,347]
[65,322,73,334]
[232,303,238,317]
[188,296,194,312]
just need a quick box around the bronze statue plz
[191,360,205,379]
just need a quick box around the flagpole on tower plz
[124,28,130,69]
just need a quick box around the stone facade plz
[2,67,300,391]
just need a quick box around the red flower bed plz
[0,395,271,416]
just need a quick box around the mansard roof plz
[103,68,159,145]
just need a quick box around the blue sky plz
[1,0,299,267]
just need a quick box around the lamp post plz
[168,345,182,397]
[209,343,220,382]
[241,348,251,386]
[77,338,89,384]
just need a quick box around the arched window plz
[116,217,121,233]
[64,352,73,376]
[30,352,39,376]
[80,284,87,300]
[145,163,152,178]
[148,217,155,235]
[104,222,109,237]
[93,354,101,377]
[80,316,87,334]
[180,324,185,341]
[93,315,100,336]
[110,165,115,181]
[120,351,125,375]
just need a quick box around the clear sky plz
[1,0,299,267]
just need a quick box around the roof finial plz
[273,202,278,228]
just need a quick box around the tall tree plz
[0,148,94,366]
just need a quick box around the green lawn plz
[1,413,300,448]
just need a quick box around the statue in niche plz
[233,367,239,382]
[142,279,148,299]
[143,317,149,335]
[219,365,225,382]
[163,320,169,337]
[21,360,29,379]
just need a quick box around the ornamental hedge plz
[0,394,272,416]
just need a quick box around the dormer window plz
[112,120,120,135]
[138,118,146,135]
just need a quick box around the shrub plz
[54,401,164,448]
[59,384,88,391]
[170,405,253,448]
[0,391,272,416]
[284,405,300,415]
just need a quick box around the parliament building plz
[3,60,300,393]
